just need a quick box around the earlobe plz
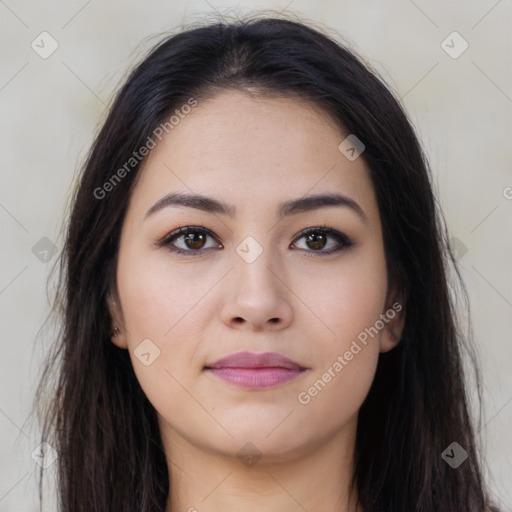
[380,327,402,353]
[107,293,128,349]
[110,325,128,349]
[380,298,406,353]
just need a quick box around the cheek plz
[292,247,388,344]
[291,247,387,420]
[117,244,204,340]
[116,255,206,422]
[116,245,211,389]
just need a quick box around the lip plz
[204,351,308,389]
[205,350,306,371]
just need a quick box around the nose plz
[219,247,293,332]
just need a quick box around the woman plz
[34,13,500,512]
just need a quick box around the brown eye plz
[305,232,328,250]
[292,227,354,256]
[183,231,207,250]
[158,226,220,256]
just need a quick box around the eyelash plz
[156,224,354,258]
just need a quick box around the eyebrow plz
[144,192,367,224]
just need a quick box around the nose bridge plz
[219,233,293,330]
[233,233,280,293]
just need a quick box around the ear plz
[107,289,128,349]
[380,293,406,353]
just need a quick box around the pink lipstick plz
[204,350,308,389]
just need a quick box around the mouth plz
[203,351,308,389]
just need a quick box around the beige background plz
[0,1,510,510]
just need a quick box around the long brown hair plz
[33,12,500,512]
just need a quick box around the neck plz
[162,415,362,512]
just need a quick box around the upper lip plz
[205,351,306,370]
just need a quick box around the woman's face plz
[110,90,404,464]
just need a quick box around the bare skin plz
[109,90,405,512]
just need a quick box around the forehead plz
[129,90,378,223]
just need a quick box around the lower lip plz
[205,367,306,389]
